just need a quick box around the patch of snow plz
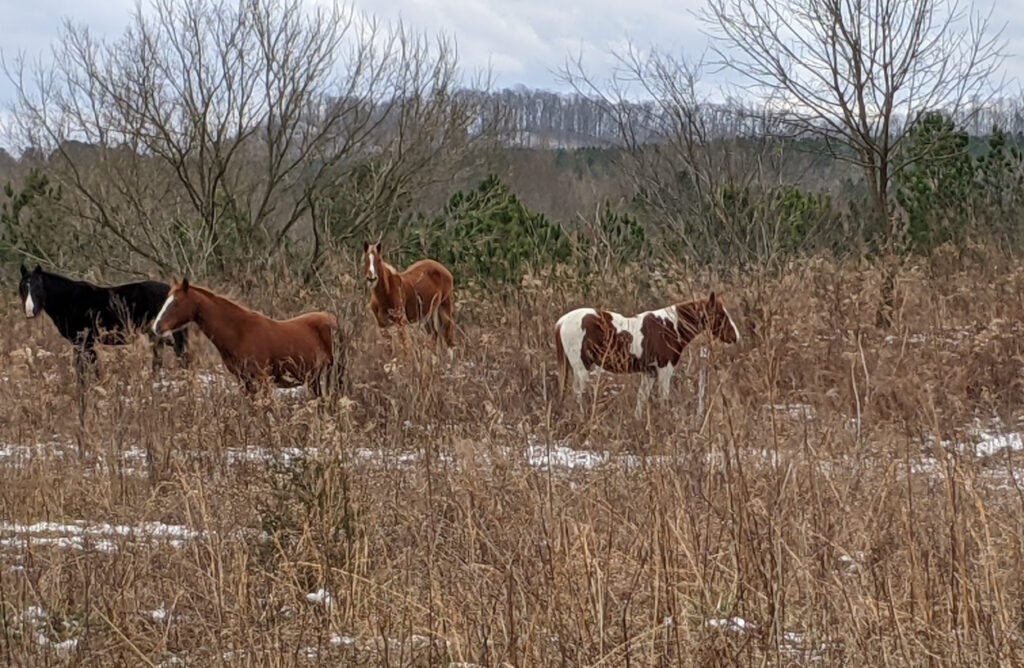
[330,634,356,647]
[766,403,816,420]
[0,519,262,554]
[226,446,313,465]
[20,606,48,624]
[837,552,863,572]
[963,431,1024,458]
[707,617,753,633]
[39,636,78,653]
[275,386,308,400]
[525,444,611,470]
[148,606,169,622]
[14,605,80,654]
[305,588,334,608]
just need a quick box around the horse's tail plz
[320,315,347,395]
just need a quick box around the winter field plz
[2,256,1024,665]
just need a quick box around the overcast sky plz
[1,0,1022,114]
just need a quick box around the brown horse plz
[152,280,343,396]
[554,292,739,417]
[362,240,455,349]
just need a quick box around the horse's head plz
[703,292,740,345]
[18,264,44,318]
[153,279,198,337]
[362,239,383,287]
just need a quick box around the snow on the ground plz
[299,631,442,660]
[765,403,817,421]
[525,443,612,470]
[12,604,81,655]
[0,520,200,553]
[148,606,169,622]
[0,438,76,466]
[706,617,753,633]
[305,588,334,608]
[705,616,835,656]
[0,519,266,555]
[958,429,1024,458]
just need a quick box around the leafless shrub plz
[3,0,498,278]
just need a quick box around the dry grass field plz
[2,251,1024,666]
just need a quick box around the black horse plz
[18,264,189,378]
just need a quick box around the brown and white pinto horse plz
[554,292,739,417]
[362,240,455,349]
[152,280,344,396]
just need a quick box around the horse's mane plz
[38,268,100,290]
[187,284,259,316]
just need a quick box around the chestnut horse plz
[152,280,343,396]
[554,292,739,417]
[362,240,455,349]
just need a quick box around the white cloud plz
[0,0,1019,115]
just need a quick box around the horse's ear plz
[19,264,27,277]
[708,291,717,307]
[181,278,190,292]
[33,264,41,274]
[362,241,369,253]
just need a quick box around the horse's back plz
[112,280,170,309]
[278,311,339,353]
[405,259,453,291]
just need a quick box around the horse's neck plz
[41,273,88,316]
[674,302,704,344]
[373,264,404,304]
[193,291,253,353]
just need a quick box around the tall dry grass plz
[2,249,1024,666]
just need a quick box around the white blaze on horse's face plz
[152,294,175,337]
[24,291,37,318]
[365,248,379,287]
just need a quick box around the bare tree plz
[701,0,1006,239]
[562,44,824,266]
[4,0,494,277]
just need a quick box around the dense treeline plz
[0,0,1020,289]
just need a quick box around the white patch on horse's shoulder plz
[724,307,740,342]
[153,294,174,336]
[24,293,36,318]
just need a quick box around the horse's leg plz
[242,377,264,398]
[308,373,323,399]
[148,333,165,373]
[394,316,411,360]
[172,330,190,369]
[440,293,455,352]
[73,339,98,385]
[72,339,97,426]
[635,373,655,419]
[573,369,589,413]
[656,365,673,403]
